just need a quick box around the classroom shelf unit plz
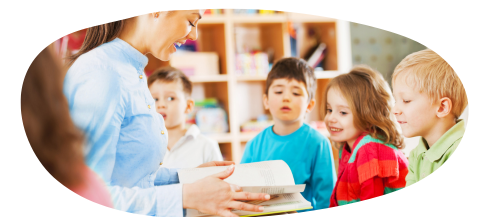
[144,10,352,164]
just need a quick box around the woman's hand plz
[197,161,235,168]
[183,164,270,217]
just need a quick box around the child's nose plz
[391,105,401,115]
[156,100,166,108]
[282,92,291,102]
[324,113,336,123]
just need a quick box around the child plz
[241,57,337,211]
[148,66,223,168]
[391,49,467,186]
[325,65,409,207]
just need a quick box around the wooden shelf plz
[142,9,351,163]
[287,13,337,23]
[232,14,287,23]
[200,15,227,24]
[239,132,262,142]
[189,74,228,83]
[314,70,346,79]
[234,71,345,82]
[204,133,232,143]
[236,74,267,81]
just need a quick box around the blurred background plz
[52,9,466,168]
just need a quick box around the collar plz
[111,38,148,72]
[169,125,201,151]
[423,119,465,162]
[268,123,309,139]
[184,124,201,139]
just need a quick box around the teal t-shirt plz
[240,123,337,211]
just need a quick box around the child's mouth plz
[397,121,407,124]
[281,106,291,112]
[329,127,343,132]
[159,113,167,119]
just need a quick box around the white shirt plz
[161,124,223,168]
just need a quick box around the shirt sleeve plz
[109,184,183,217]
[155,167,180,186]
[309,138,337,210]
[64,66,183,216]
[359,177,385,201]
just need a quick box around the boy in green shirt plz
[391,49,468,186]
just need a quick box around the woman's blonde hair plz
[323,65,404,150]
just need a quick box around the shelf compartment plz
[190,74,228,83]
[232,14,287,23]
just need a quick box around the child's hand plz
[183,164,270,217]
[197,161,235,168]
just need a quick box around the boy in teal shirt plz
[391,49,468,186]
[241,57,336,211]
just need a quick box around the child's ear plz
[184,98,195,114]
[263,94,269,110]
[436,97,452,118]
[306,98,316,113]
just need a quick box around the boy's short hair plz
[265,57,316,101]
[148,66,192,97]
[392,49,468,119]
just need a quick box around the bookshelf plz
[142,9,352,164]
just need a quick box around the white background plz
[1,0,494,216]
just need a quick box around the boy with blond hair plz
[391,49,468,186]
[241,57,336,211]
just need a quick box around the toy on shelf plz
[188,98,229,134]
[241,114,274,133]
[204,9,224,15]
[235,52,270,76]
[170,52,220,77]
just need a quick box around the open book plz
[178,160,312,217]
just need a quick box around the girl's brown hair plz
[323,65,404,149]
[67,20,125,65]
[21,46,85,187]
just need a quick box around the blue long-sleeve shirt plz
[63,38,182,216]
[241,123,337,211]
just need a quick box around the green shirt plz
[405,120,465,186]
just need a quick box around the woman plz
[21,47,113,208]
[64,10,268,217]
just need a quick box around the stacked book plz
[204,9,224,15]
[235,52,270,76]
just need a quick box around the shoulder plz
[65,44,133,94]
[303,125,330,145]
[249,126,273,143]
[353,134,404,162]
[67,42,133,82]
[443,135,462,158]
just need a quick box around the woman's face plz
[149,10,204,61]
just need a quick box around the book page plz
[179,160,295,186]
[188,193,312,217]
[240,184,305,194]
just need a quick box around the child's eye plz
[274,91,283,94]
[189,21,196,27]
[340,111,348,115]
[167,97,175,101]
[292,92,301,96]
[154,98,158,102]
[327,109,332,113]
[403,100,411,103]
